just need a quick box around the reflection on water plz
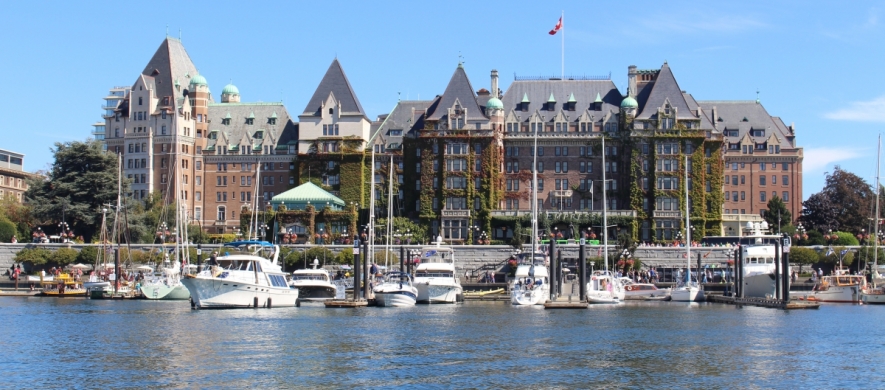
[4,297,885,388]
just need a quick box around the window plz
[741,191,746,200]
[783,192,789,201]
[760,163,766,171]
[782,163,789,171]
[446,158,466,172]
[443,219,467,240]
[760,176,766,185]
[506,179,519,191]
[246,118,254,125]
[446,143,468,155]
[217,206,226,221]
[741,175,745,185]
[783,175,789,185]
[760,192,767,202]
[772,175,777,185]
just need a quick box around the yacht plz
[182,241,298,309]
[586,271,624,304]
[140,267,190,300]
[618,277,670,300]
[373,271,418,307]
[739,223,789,299]
[804,274,865,303]
[510,252,550,306]
[289,263,337,301]
[414,245,463,304]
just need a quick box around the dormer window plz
[268,118,276,125]
[664,104,671,115]
[750,129,765,137]
[222,118,230,125]
[163,97,169,106]
[245,118,254,125]
[329,108,334,115]
[138,97,143,106]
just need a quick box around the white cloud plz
[824,96,885,122]
[803,147,864,173]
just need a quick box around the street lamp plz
[157,222,169,244]
[58,221,71,243]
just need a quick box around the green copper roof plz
[594,93,602,103]
[486,97,503,110]
[548,93,556,103]
[270,111,278,118]
[189,74,207,86]
[222,83,239,95]
[568,93,577,103]
[620,95,638,109]
[521,93,530,103]
[247,111,255,119]
[224,112,231,119]
[271,182,346,209]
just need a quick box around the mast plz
[252,162,262,240]
[601,133,608,273]
[531,118,539,255]
[685,155,691,285]
[369,145,376,270]
[875,135,881,287]
[114,153,122,293]
[386,154,394,269]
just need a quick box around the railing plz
[514,73,611,81]
[653,210,682,218]
[441,210,470,218]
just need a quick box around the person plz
[10,235,16,244]
[370,263,379,277]
[818,268,824,279]
[208,251,219,266]
[13,264,21,291]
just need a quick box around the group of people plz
[622,269,659,284]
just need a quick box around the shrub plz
[50,247,79,266]
[0,217,16,243]
[77,246,98,265]
[14,247,52,265]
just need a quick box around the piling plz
[579,241,586,302]
[549,239,557,301]
[362,239,370,301]
[353,238,361,302]
[782,247,791,302]
[399,245,405,273]
[775,240,782,301]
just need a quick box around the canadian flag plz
[549,17,562,35]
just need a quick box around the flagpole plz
[561,10,564,79]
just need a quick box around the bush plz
[77,246,98,265]
[14,247,52,265]
[0,217,16,243]
[832,232,860,246]
[373,250,399,266]
[337,250,354,267]
[50,247,79,266]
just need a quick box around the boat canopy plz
[224,240,274,248]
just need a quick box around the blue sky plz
[1,1,882,200]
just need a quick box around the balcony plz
[653,210,682,219]
[441,209,470,218]
[550,190,573,198]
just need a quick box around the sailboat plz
[670,155,705,302]
[585,131,624,304]
[140,159,190,300]
[861,135,884,304]
[83,206,112,295]
[510,112,550,306]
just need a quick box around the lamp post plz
[157,222,168,244]
[58,221,70,243]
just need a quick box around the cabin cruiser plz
[740,221,790,299]
[289,262,337,301]
[804,274,865,303]
[373,271,417,307]
[509,252,549,306]
[586,271,624,304]
[414,246,463,304]
[618,277,670,300]
[182,241,298,309]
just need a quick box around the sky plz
[1,1,882,201]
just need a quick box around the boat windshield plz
[292,274,328,281]
[214,259,260,272]
[420,249,452,264]
[415,270,453,278]
[517,252,547,265]
[219,241,275,260]
[385,272,412,284]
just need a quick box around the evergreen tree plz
[763,195,792,231]
[25,140,123,242]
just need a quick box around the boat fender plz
[267,298,272,308]
[253,297,259,308]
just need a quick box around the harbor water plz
[4,297,885,388]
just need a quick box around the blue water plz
[3,297,885,389]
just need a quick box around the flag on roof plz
[549,17,562,35]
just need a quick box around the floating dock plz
[544,296,588,309]
[324,300,369,308]
[707,294,820,310]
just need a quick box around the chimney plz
[491,69,499,98]
[627,65,637,96]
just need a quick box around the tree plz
[0,216,16,242]
[26,140,123,242]
[801,167,873,235]
[789,247,818,274]
[50,247,78,266]
[763,195,792,230]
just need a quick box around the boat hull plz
[586,290,624,304]
[414,281,462,304]
[181,277,299,309]
[373,290,417,307]
[804,286,861,303]
[510,285,549,305]
[743,273,785,299]
[295,285,337,301]
[671,287,705,302]
[140,283,190,300]
[861,290,885,304]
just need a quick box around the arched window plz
[217,206,226,221]
[329,108,333,115]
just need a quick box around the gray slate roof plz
[206,102,297,151]
[636,63,696,120]
[500,79,621,122]
[426,65,487,121]
[302,59,366,118]
[371,100,433,148]
[138,37,199,104]
[698,100,795,147]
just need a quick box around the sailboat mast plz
[874,135,881,286]
[369,146,376,269]
[685,155,691,284]
[601,134,608,272]
[532,120,539,255]
[252,163,262,240]
[386,154,393,268]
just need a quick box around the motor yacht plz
[414,246,463,304]
[289,263,337,301]
[586,271,624,304]
[618,277,670,300]
[804,274,865,303]
[182,241,298,309]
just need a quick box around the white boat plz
[510,252,550,306]
[373,272,418,307]
[739,222,789,299]
[140,267,190,300]
[414,245,462,304]
[671,155,704,302]
[618,277,670,300]
[289,264,338,301]
[804,274,865,303]
[586,271,624,304]
[182,241,299,309]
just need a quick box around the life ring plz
[626,286,634,291]
[591,276,597,281]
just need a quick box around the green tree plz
[832,231,860,246]
[0,196,34,239]
[789,247,818,274]
[0,216,16,242]
[14,247,52,266]
[50,247,79,266]
[76,246,98,265]
[801,167,873,235]
[26,140,123,242]
[763,195,792,229]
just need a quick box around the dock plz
[544,295,588,309]
[323,300,369,308]
[706,294,820,310]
